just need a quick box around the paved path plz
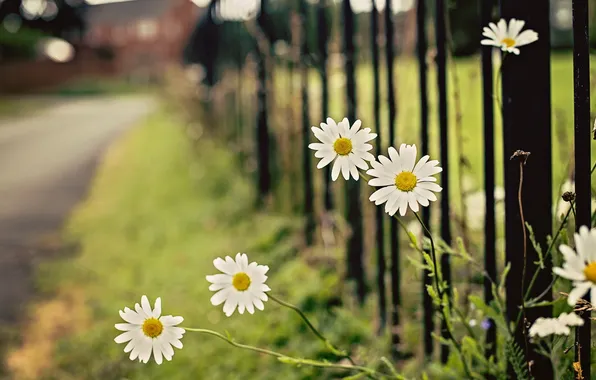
[0,95,155,322]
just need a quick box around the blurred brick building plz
[84,0,202,82]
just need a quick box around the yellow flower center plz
[501,38,516,48]
[142,318,164,338]
[395,171,417,192]
[584,262,596,283]
[232,272,251,291]
[333,137,353,156]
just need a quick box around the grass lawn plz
[6,110,386,380]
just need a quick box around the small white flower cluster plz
[528,312,584,339]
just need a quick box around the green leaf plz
[422,252,435,275]
[461,336,488,366]
[407,231,418,247]
[277,356,298,364]
[524,298,564,309]
[505,340,530,380]
[526,222,545,268]
[469,295,499,321]
[426,284,441,306]
[499,262,511,292]
[455,236,473,262]
[405,254,428,271]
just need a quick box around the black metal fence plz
[188,0,594,377]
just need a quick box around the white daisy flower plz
[557,312,585,327]
[553,226,596,306]
[206,253,271,317]
[114,295,185,364]
[481,18,538,55]
[308,117,377,181]
[367,144,442,216]
[528,317,570,338]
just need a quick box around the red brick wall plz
[0,1,203,93]
[85,0,202,78]
[0,52,116,94]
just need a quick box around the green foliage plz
[505,340,530,380]
[0,26,46,58]
[447,0,482,56]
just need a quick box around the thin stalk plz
[413,211,473,379]
[182,327,383,377]
[519,161,596,318]
[380,357,402,379]
[515,158,531,368]
[269,294,355,364]
[494,53,507,114]
[414,212,441,300]
[454,306,478,341]
[183,327,285,357]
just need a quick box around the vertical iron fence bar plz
[435,0,452,364]
[385,0,401,355]
[500,1,553,378]
[417,0,433,359]
[480,0,497,367]
[235,27,244,151]
[372,0,387,333]
[342,0,366,304]
[300,0,314,246]
[317,0,333,211]
[256,0,271,205]
[572,0,591,375]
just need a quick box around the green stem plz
[494,53,507,113]
[380,357,403,379]
[413,212,442,300]
[182,327,383,377]
[413,211,473,379]
[454,307,478,341]
[518,161,596,325]
[182,327,285,358]
[269,294,354,364]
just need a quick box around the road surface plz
[0,95,155,323]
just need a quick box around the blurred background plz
[0,0,595,379]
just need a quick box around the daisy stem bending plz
[268,294,354,363]
[182,327,388,378]
[182,327,284,357]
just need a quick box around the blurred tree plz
[0,0,85,39]
[0,0,86,61]
[446,0,479,56]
